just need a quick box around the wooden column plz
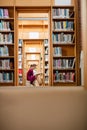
[80,0,87,89]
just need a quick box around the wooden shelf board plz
[0,69,14,71]
[53,56,75,58]
[52,6,74,8]
[53,30,74,33]
[0,43,14,45]
[53,68,75,71]
[0,30,14,33]
[0,56,14,58]
[53,43,75,46]
[0,18,14,20]
[52,18,75,21]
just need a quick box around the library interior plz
[0,0,87,130]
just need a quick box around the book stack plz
[53,33,73,43]
[0,8,9,18]
[53,8,69,18]
[53,58,75,69]
[0,45,9,56]
[53,47,62,56]
[0,20,10,30]
[0,72,13,82]
[53,21,74,31]
[0,33,13,44]
[53,71,75,82]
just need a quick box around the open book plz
[33,70,42,76]
[34,72,42,75]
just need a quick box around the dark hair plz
[32,64,37,67]
[30,64,37,67]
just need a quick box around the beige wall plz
[0,87,87,130]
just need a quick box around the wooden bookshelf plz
[0,7,15,86]
[51,4,78,86]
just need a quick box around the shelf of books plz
[52,6,77,86]
[18,39,23,85]
[0,7,15,86]
[44,39,50,86]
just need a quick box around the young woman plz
[27,64,41,86]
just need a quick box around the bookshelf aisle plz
[52,5,77,86]
[0,7,14,86]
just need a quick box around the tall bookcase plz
[52,5,77,86]
[0,7,15,86]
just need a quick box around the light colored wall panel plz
[52,0,75,6]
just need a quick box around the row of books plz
[53,8,70,18]
[53,71,75,82]
[53,33,74,43]
[45,76,49,84]
[44,39,48,45]
[0,59,14,69]
[53,47,62,56]
[18,61,22,69]
[53,21,74,31]
[45,69,49,76]
[18,54,22,61]
[19,76,23,84]
[0,46,9,56]
[0,8,9,18]
[0,33,13,44]
[18,69,23,76]
[0,20,11,30]
[45,54,49,61]
[18,39,23,46]
[18,48,22,54]
[45,63,49,68]
[53,58,75,69]
[45,47,48,54]
[0,72,13,82]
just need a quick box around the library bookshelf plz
[0,7,15,86]
[51,5,78,86]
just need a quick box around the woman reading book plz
[27,64,42,86]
